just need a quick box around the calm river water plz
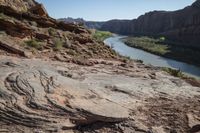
[104,36,200,78]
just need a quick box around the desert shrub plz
[162,67,200,87]
[25,39,42,50]
[162,67,184,77]
[53,38,64,51]
[48,27,56,36]
[0,13,6,19]
[0,13,10,20]
[136,59,143,63]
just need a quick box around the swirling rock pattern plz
[0,56,200,133]
[0,57,130,132]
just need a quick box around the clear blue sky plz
[36,0,196,21]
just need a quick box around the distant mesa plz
[58,17,105,29]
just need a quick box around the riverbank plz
[104,36,200,78]
[122,36,200,67]
[92,30,113,41]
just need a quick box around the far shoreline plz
[121,36,200,68]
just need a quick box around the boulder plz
[35,32,50,40]
[29,4,48,17]
[0,38,26,56]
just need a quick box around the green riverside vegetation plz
[162,67,200,87]
[92,30,112,41]
[122,36,200,67]
[162,67,184,78]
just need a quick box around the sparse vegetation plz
[162,67,184,78]
[25,39,42,50]
[0,13,6,19]
[48,27,56,36]
[162,67,200,87]
[92,30,112,41]
[136,59,143,63]
[53,38,64,51]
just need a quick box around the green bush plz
[92,30,112,41]
[0,13,7,20]
[53,38,64,51]
[25,39,42,50]
[48,27,56,36]
[162,67,184,78]
[159,36,166,41]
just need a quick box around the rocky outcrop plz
[0,0,37,12]
[0,19,33,38]
[0,56,199,132]
[0,5,90,38]
[0,39,26,56]
[29,4,48,17]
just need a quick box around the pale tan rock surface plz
[0,56,199,133]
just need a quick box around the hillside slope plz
[0,0,117,62]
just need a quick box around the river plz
[104,36,200,78]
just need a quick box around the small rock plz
[54,54,66,62]
[24,51,33,58]
[187,113,200,133]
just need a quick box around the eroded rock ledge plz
[0,56,199,133]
